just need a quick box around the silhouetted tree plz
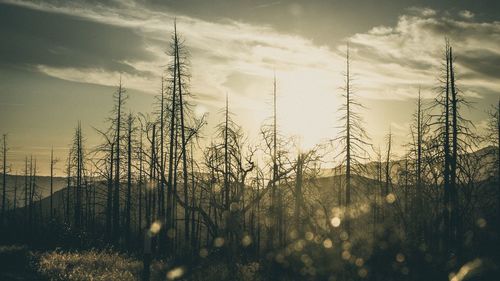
[1,134,7,226]
[113,79,127,242]
[71,122,85,230]
[125,113,135,247]
[334,43,370,232]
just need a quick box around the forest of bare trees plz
[1,23,499,281]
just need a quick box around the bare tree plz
[113,78,127,242]
[125,113,135,247]
[1,134,7,226]
[71,122,85,230]
[432,40,476,254]
[486,98,499,231]
[334,43,370,232]
[49,147,58,220]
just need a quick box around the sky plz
[0,0,499,175]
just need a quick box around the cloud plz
[0,3,156,76]
[349,12,500,100]
[1,0,499,151]
[459,10,474,19]
[4,0,498,102]
[406,7,437,17]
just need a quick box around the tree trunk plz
[126,114,133,247]
[113,81,123,242]
[176,33,190,246]
[1,134,6,226]
[50,147,54,220]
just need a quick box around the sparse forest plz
[1,21,499,281]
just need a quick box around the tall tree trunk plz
[66,153,71,225]
[74,122,83,230]
[113,80,124,242]
[268,74,278,249]
[449,47,460,253]
[166,23,179,254]
[175,26,190,245]
[385,131,392,197]
[24,157,28,223]
[30,158,36,230]
[294,154,303,236]
[337,164,342,207]
[126,114,133,247]
[345,46,352,232]
[1,134,6,226]
[190,145,197,251]
[106,143,114,240]
[13,173,17,213]
[159,78,167,254]
[224,94,229,213]
[443,43,451,254]
[50,147,54,220]
[416,89,423,240]
[138,124,144,235]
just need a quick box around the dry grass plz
[37,249,143,281]
[35,248,264,281]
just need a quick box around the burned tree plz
[70,122,85,230]
[1,134,7,226]
[334,44,370,232]
[432,40,476,255]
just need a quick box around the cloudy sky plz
[1,0,499,175]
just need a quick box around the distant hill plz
[0,174,67,209]
[319,145,498,182]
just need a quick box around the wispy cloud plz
[2,0,499,151]
[349,9,500,100]
[252,1,282,10]
[406,7,437,17]
[458,10,475,19]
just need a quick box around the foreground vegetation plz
[37,249,146,281]
[1,242,498,281]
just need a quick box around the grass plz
[37,249,144,281]
[34,248,265,281]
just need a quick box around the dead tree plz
[13,172,18,212]
[409,88,429,239]
[71,122,85,230]
[113,78,127,242]
[334,43,370,232]
[385,130,393,197]
[175,24,191,245]
[294,153,304,236]
[164,21,205,254]
[166,22,180,253]
[486,98,500,233]
[157,77,167,253]
[125,113,135,247]
[138,122,144,235]
[49,147,58,220]
[203,94,255,256]
[1,134,6,226]
[380,129,393,220]
[433,41,475,255]
[65,152,71,224]
[24,157,28,223]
